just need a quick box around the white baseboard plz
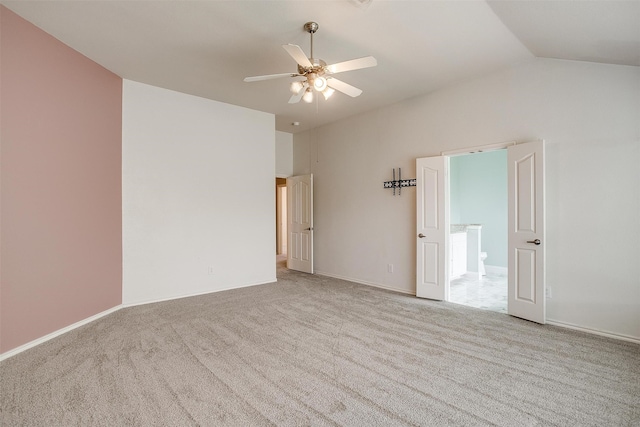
[316,271,639,345]
[546,319,640,344]
[122,278,277,308]
[0,305,122,361]
[314,270,414,295]
[3,277,635,361]
[1,278,278,361]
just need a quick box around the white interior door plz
[287,174,313,273]
[416,156,448,300]
[508,141,545,323]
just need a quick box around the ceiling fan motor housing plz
[304,21,319,34]
[297,58,327,77]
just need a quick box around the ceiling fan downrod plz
[304,22,319,60]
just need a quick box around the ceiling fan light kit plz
[313,76,328,91]
[290,81,305,95]
[322,87,335,100]
[244,22,377,104]
[302,89,314,103]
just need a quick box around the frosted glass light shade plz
[313,76,328,91]
[302,89,313,103]
[290,81,304,94]
[322,87,335,100]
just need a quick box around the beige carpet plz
[1,264,639,426]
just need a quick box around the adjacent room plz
[1,1,639,425]
[448,150,508,313]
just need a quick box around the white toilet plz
[479,252,487,276]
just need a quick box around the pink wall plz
[1,7,122,353]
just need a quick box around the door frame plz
[276,181,287,255]
[441,140,516,157]
[418,140,545,323]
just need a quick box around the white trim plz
[319,272,640,344]
[315,270,414,295]
[0,305,122,361]
[441,140,515,156]
[122,278,277,308]
[546,319,640,345]
[2,279,636,361]
[1,279,278,361]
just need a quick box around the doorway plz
[276,178,287,268]
[275,174,315,274]
[448,150,507,313]
[416,140,546,323]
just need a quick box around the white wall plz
[123,80,276,305]
[294,58,640,340]
[276,131,293,177]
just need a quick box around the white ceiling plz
[3,1,639,134]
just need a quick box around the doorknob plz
[305,227,313,231]
[526,239,541,245]
[418,233,426,238]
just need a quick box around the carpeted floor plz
[1,263,639,426]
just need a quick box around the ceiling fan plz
[244,22,377,104]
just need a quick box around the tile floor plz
[449,271,508,313]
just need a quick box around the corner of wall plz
[0,8,123,353]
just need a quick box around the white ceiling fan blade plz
[325,56,377,74]
[282,44,313,68]
[288,82,309,104]
[326,78,363,97]
[244,73,301,82]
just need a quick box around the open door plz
[508,141,545,323]
[416,156,449,300]
[287,174,313,273]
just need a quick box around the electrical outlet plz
[388,264,394,273]
[545,287,552,298]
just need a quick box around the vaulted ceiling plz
[3,1,639,133]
